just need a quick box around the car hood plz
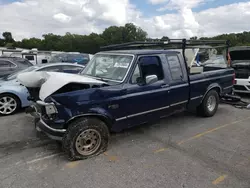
[17,71,106,101]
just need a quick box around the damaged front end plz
[17,71,110,140]
[228,47,250,93]
[17,71,109,127]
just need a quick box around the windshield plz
[5,66,38,80]
[81,54,133,82]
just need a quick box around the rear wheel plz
[197,90,219,117]
[62,117,110,161]
[0,94,21,116]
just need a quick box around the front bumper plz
[27,101,66,141]
[35,118,66,141]
[26,103,41,118]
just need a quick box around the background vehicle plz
[228,46,250,93]
[49,53,91,65]
[20,39,235,161]
[0,57,33,78]
[0,63,85,116]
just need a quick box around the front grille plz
[234,85,247,91]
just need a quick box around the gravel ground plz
[0,96,249,188]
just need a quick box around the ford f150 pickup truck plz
[18,39,235,161]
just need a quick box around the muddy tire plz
[62,117,110,161]
[197,90,219,117]
[0,93,21,116]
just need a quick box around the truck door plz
[165,54,189,111]
[123,55,171,127]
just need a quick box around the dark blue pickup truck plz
[19,39,235,161]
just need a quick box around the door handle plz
[161,84,169,88]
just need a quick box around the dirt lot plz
[0,98,250,188]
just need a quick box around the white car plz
[229,47,250,93]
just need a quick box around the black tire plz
[62,117,110,161]
[197,90,219,117]
[0,93,21,116]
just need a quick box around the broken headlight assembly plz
[36,100,58,120]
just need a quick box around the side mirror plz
[145,75,158,85]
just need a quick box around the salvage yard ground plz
[0,97,250,188]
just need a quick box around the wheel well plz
[206,86,221,96]
[212,87,221,95]
[200,86,221,104]
[65,115,113,131]
[0,92,21,106]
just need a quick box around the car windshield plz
[81,54,133,82]
[49,53,90,65]
[5,66,38,81]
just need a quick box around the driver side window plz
[130,56,164,84]
[131,64,140,84]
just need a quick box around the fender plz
[200,83,222,103]
[65,107,114,129]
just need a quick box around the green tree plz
[0,38,4,46]
[19,38,42,49]
[190,36,198,40]
[2,32,15,43]
[3,24,250,53]
[122,23,147,42]
[102,26,124,45]
[161,36,169,41]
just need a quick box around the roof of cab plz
[97,49,181,55]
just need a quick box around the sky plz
[0,0,250,40]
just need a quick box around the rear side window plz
[16,59,33,67]
[0,60,15,68]
[25,55,35,61]
[166,55,183,80]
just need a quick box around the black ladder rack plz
[100,39,230,51]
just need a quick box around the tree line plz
[1,23,250,54]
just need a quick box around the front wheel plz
[197,90,219,117]
[62,117,110,161]
[0,94,21,116]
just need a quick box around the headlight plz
[37,100,58,115]
[45,104,58,115]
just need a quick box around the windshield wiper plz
[83,74,110,82]
[95,77,109,82]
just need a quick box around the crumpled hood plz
[17,71,106,101]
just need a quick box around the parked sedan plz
[0,57,33,78]
[0,63,85,115]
